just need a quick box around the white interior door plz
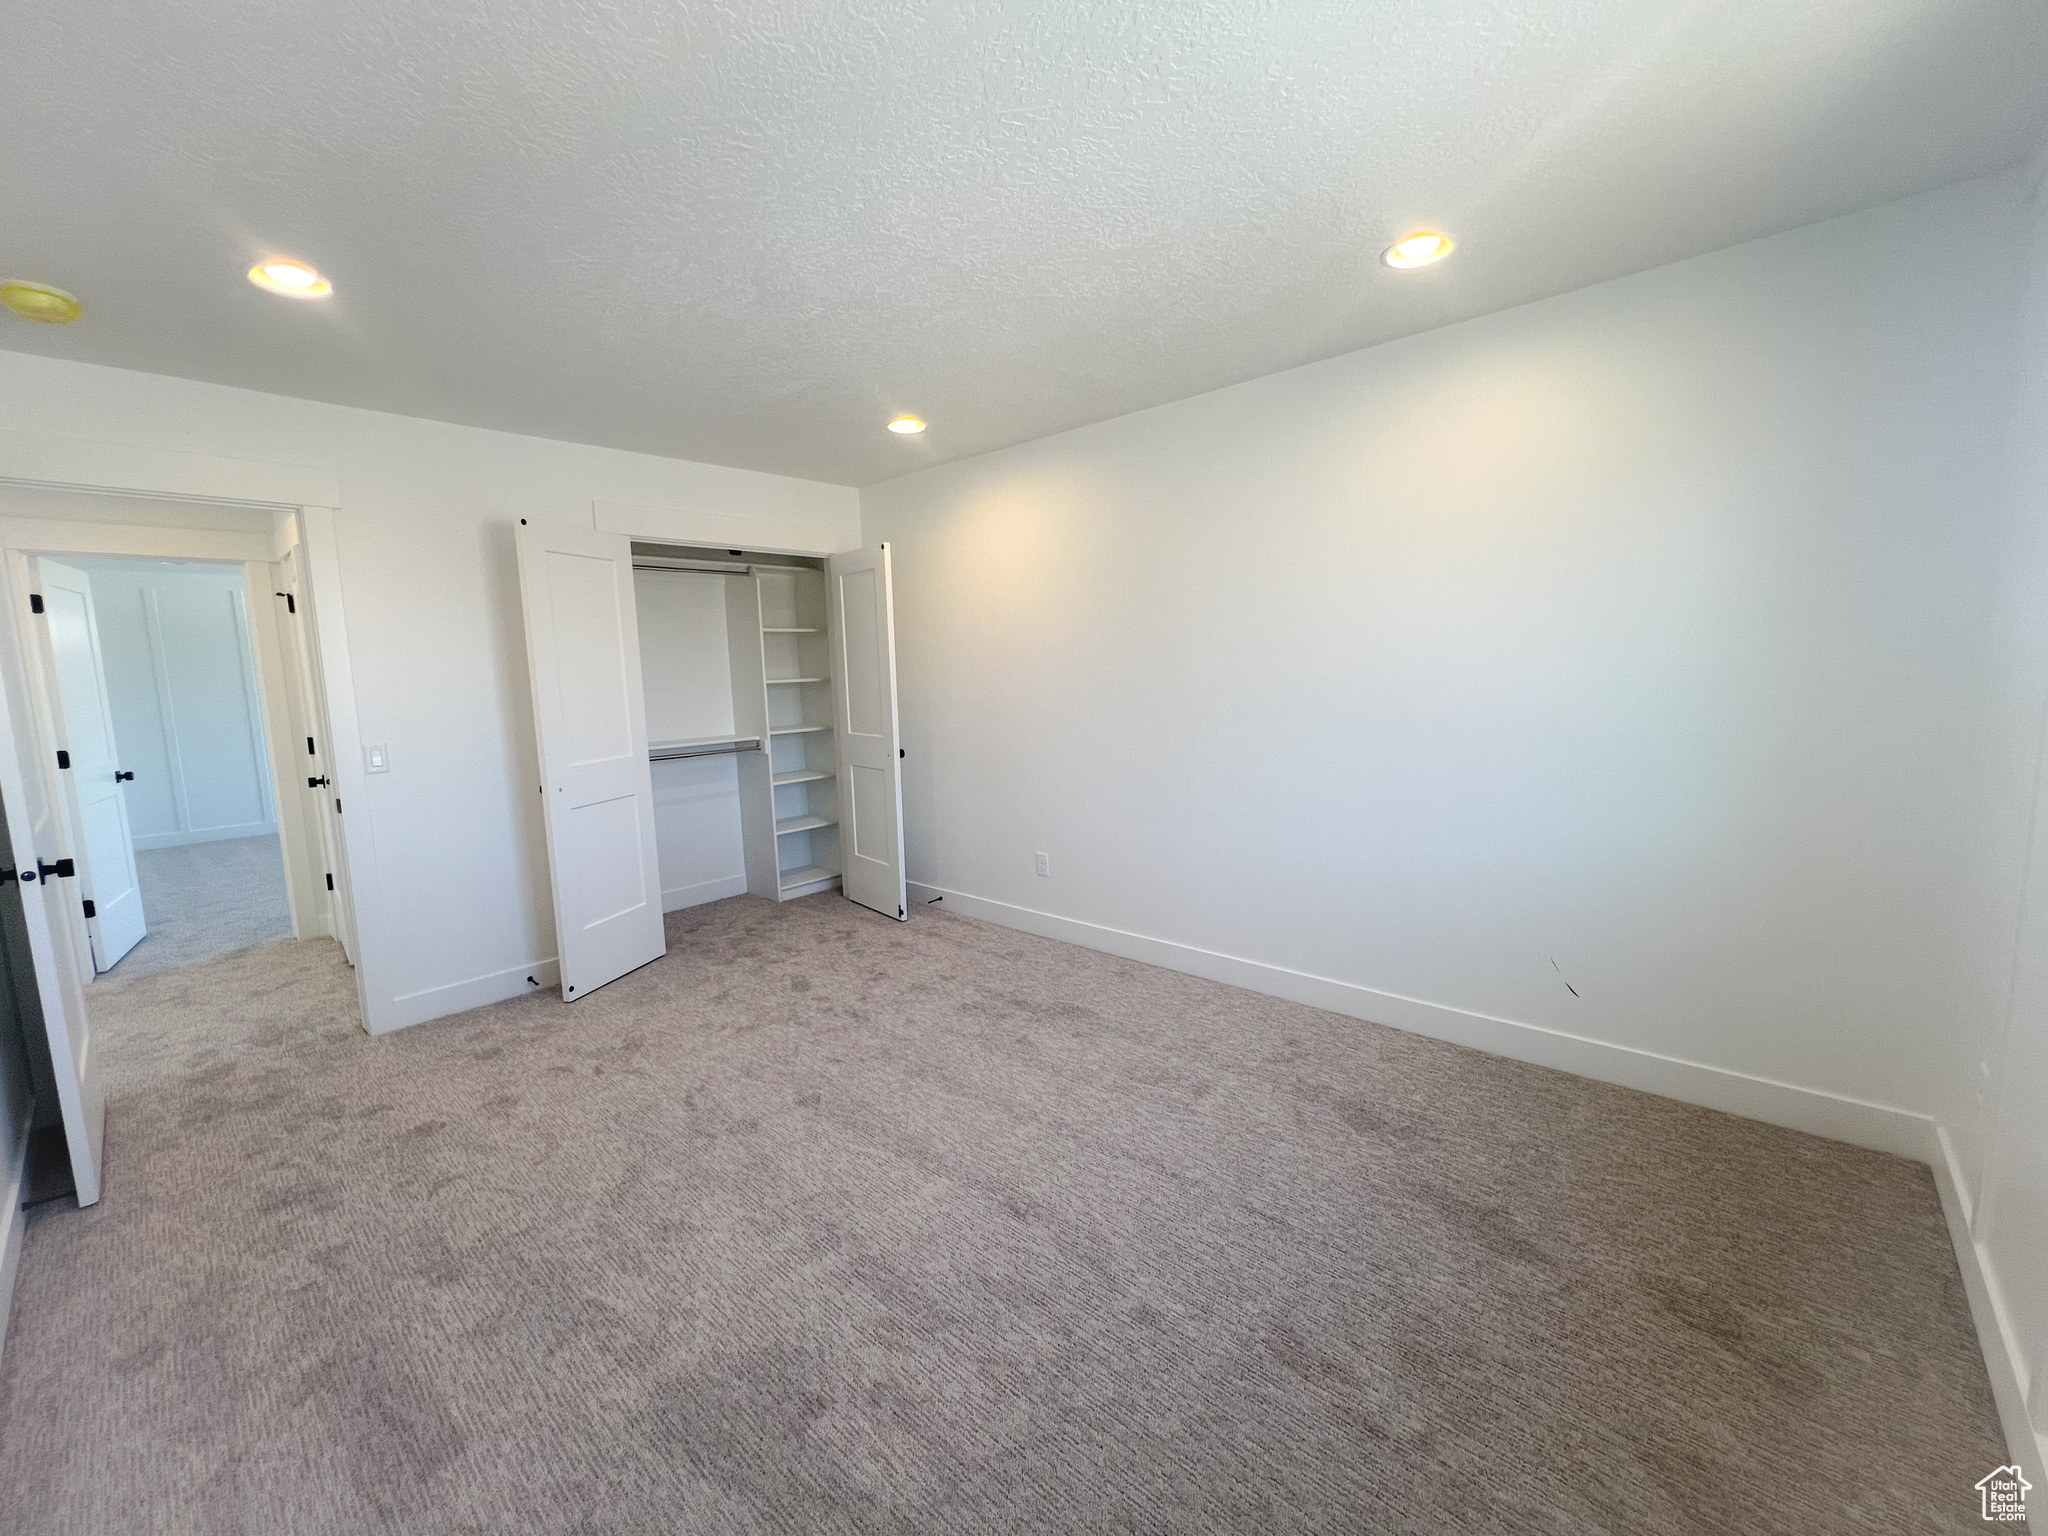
[516,521,666,998]
[1,559,103,1205]
[275,547,354,963]
[246,559,322,942]
[827,545,907,921]
[38,560,146,971]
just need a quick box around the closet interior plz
[635,544,843,907]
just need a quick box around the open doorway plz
[38,556,291,978]
[0,480,368,1213]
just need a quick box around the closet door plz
[826,546,907,921]
[516,523,665,998]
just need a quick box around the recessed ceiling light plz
[1,280,83,324]
[1382,231,1454,269]
[887,415,927,435]
[248,259,332,298]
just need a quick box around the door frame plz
[3,542,324,976]
[0,434,382,1034]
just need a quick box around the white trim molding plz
[593,497,859,556]
[663,873,750,914]
[0,429,339,510]
[0,518,274,564]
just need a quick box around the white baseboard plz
[132,821,277,852]
[386,877,746,1032]
[383,956,560,1034]
[381,873,753,1033]
[1932,1127,2047,1492]
[663,873,749,913]
[905,882,1937,1161]
[0,1118,28,1381]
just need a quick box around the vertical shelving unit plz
[755,566,840,898]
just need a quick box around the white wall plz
[862,172,2030,1138]
[73,559,276,850]
[0,353,857,1030]
[636,568,748,911]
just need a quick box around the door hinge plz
[28,593,44,614]
[307,736,316,755]
[54,750,69,770]
[334,797,341,814]
[325,872,334,891]
[276,591,296,613]
[81,899,95,919]
[308,775,330,788]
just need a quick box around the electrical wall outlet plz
[1035,851,1050,877]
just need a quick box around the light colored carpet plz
[108,834,293,980]
[0,896,2014,1533]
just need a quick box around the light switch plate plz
[365,744,390,773]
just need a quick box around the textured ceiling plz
[2,1,2044,486]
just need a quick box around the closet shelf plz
[772,768,834,785]
[765,676,829,685]
[762,626,821,634]
[769,723,831,735]
[775,815,837,836]
[777,865,837,890]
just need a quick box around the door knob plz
[308,776,331,788]
[114,770,134,782]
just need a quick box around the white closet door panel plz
[517,523,665,999]
[826,546,906,921]
[39,560,146,971]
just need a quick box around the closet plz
[515,525,905,1002]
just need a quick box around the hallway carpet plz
[0,897,2013,1534]
[111,833,293,979]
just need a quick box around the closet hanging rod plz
[648,738,762,762]
[633,560,755,575]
